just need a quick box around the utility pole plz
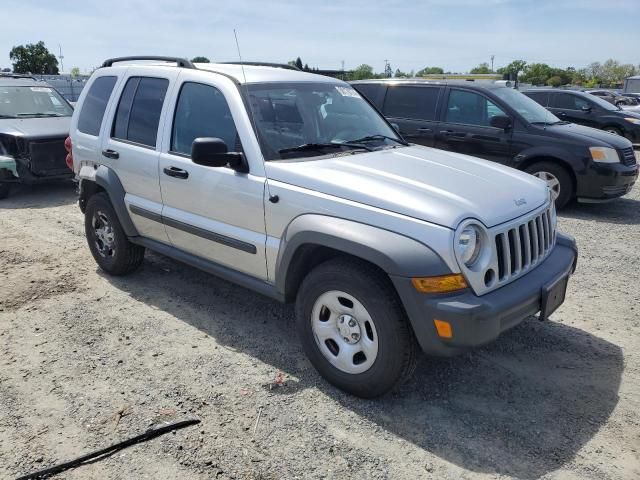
[341,60,345,80]
[58,44,64,73]
[490,54,495,73]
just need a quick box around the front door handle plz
[558,111,567,116]
[102,149,119,159]
[418,127,433,132]
[163,167,189,179]
[440,130,466,138]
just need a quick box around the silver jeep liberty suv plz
[69,57,577,398]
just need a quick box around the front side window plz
[493,87,560,124]
[445,89,506,127]
[171,82,238,155]
[112,77,168,147]
[0,85,73,119]
[383,86,441,121]
[246,82,402,160]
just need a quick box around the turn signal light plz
[411,274,468,293]
[434,319,453,338]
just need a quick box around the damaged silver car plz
[0,74,73,199]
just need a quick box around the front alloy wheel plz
[311,290,379,374]
[533,171,561,201]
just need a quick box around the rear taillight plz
[64,136,73,171]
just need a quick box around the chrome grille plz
[620,147,637,166]
[494,205,555,283]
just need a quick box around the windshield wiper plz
[16,112,65,117]
[0,114,17,119]
[344,134,409,146]
[278,142,372,155]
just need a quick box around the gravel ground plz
[0,181,639,480]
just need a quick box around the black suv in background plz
[524,89,640,144]
[352,80,638,208]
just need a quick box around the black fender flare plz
[82,165,139,237]
[274,214,452,296]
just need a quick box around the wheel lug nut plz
[348,319,356,327]
[351,333,359,340]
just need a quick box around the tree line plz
[5,42,638,88]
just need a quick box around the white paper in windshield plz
[335,86,360,98]
[30,87,52,92]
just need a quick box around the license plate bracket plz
[540,275,568,321]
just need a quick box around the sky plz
[1,0,639,74]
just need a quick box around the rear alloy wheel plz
[85,192,145,275]
[526,161,574,209]
[296,258,418,398]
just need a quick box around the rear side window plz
[77,76,117,136]
[353,84,382,108]
[552,93,589,111]
[171,82,239,155]
[383,86,441,120]
[524,91,549,107]
[112,77,169,147]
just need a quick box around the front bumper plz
[392,234,578,356]
[576,161,638,201]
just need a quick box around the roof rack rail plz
[219,62,300,71]
[0,73,37,80]
[101,56,195,69]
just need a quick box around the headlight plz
[589,146,619,164]
[457,224,482,267]
[624,117,640,125]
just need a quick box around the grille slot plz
[492,205,556,285]
[620,147,637,167]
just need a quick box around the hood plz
[0,116,71,139]
[266,145,548,229]
[544,122,634,149]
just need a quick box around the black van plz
[523,88,640,143]
[352,80,638,208]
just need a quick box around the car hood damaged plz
[266,145,548,229]
[0,116,71,139]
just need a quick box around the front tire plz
[295,258,418,398]
[84,192,145,275]
[603,126,623,136]
[525,161,574,209]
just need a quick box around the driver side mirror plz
[191,137,248,173]
[581,105,592,112]
[489,115,512,130]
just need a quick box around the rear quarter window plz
[352,84,382,108]
[77,76,117,136]
[383,86,441,121]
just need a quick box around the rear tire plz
[295,257,418,398]
[84,192,145,275]
[525,161,574,209]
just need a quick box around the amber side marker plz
[434,319,453,339]
[411,274,468,293]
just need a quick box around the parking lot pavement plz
[1,181,639,480]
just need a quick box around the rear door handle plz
[417,127,433,132]
[102,149,119,159]
[163,166,189,179]
[558,111,567,116]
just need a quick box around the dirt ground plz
[0,180,639,480]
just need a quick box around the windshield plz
[0,85,73,118]
[493,87,560,124]
[246,82,404,160]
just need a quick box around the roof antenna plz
[233,29,278,204]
